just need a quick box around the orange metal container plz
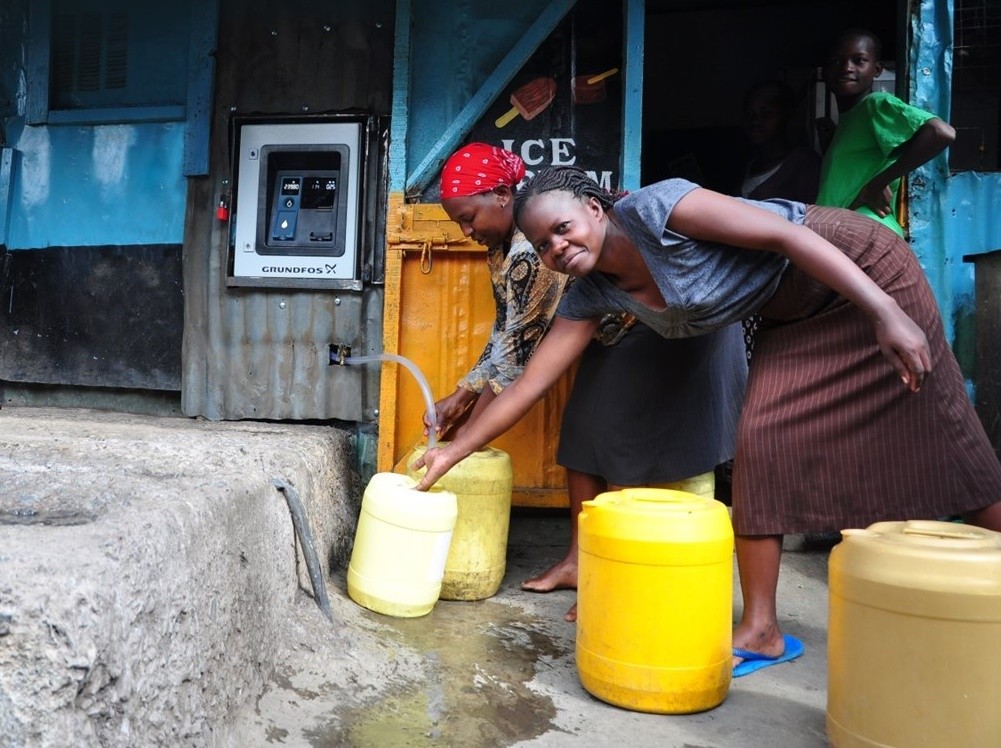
[380,195,574,508]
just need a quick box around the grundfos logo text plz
[261,264,337,274]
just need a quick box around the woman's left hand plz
[873,305,932,392]
[850,183,893,218]
[411,444,464,491]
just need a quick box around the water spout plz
[334,349,438,449]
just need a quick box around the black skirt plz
[557,321,747,486]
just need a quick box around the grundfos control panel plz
[232,121,362,284]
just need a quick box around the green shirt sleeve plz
[817,92,938,236]
[867,91,937,156]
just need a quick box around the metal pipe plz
[271,477,333,622]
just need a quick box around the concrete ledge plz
[0,407,360,747]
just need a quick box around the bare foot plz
[564,601,577,622]
[731,622,785,669]
[520,555,578,593]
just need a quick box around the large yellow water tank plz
[347,472,458,618]
[828,520,1001,747]
[577,487,734,714]
[408,444,513,600]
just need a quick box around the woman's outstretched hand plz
[873,305,932,392]
[412,444,464,491]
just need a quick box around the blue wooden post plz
[621,0,644,191]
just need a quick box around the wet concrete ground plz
[227,510,832,747]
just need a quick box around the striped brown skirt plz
[731,206,1001,535]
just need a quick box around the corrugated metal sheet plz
[181,0,394,422]
[182,271,384,422]
[909,0,1001,368]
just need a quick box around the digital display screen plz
[280,177,302,196]
[302,176,337,210]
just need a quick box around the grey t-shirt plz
[557,179,805,337]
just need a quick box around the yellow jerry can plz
[347,472,458,618]
[408,444,513,600]
[577,487,734,714]
[827,520,1001,747]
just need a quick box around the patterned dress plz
[457,231,569,395]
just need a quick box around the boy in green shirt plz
[816,29,955,237]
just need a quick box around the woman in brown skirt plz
[413,166,1001,677]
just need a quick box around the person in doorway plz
[815,28,955,237]
[429,144,747,621]
[413,165,1001,677]
[739,80,820,204]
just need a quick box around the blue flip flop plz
[732,634,805,678]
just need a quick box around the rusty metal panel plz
[1,244,183,389]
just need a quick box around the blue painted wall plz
[0,0,198,249]
[397,0,545,194]
[3,119,187,248]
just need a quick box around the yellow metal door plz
[378,194,571,507]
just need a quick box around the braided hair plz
[513,166,625,223]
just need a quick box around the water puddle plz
[308,599,566,747]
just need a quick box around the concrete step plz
[0,407,360,747]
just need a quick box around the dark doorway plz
[641,0,901,193]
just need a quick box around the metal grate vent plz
[951,0,1001,171]
[954,0,1001,89]
[104,12,129,90]
[49,7,130,101]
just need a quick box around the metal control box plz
[232,121,362,284]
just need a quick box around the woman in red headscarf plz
[430,143,568,430]
[429,143,748,621]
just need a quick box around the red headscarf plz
[440,143,526,199]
